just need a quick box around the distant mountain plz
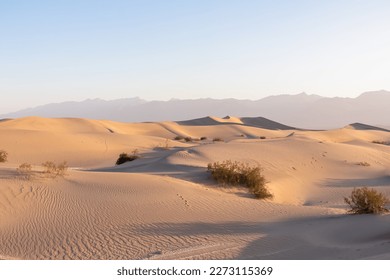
[3,97,146,120]
[2,90,390,129]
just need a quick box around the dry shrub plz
[356,161,370,167]
[200,136,207,140]
[42,161,68,177]
[116,149,139,165]
[56,161,68,176]
[207,160,273,199]
[213,137,224,142]
[344,187,389,214]
[42,161,56,173]
[174,136,184,141]
[17,163,33,179]
[0,150,8,163]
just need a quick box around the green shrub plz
[207,160,272,199]
[344,187,389,214]
[0,150,8,162]
[42,161,68,177]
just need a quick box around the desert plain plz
[0,116,390,259]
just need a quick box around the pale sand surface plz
[1,116,390,259]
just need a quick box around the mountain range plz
[2,90,390,129]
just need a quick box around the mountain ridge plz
[2,90,390,129]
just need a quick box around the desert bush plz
[116,150,139,165]
[42,161,68,177]
[184,137,193,142]
[56,161,68,176]
[213,137,223,142]
[207,160,273,199]
[200,136,207,140]
[344,187,389,214]
[259,136,267,139]
[42,161,56,173]
[174,136,184,141]
[17,163,32,172]
[0,150,8,162]
[356,161,370,167]
[17,163,33,178]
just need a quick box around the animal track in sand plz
[176,193,190,207]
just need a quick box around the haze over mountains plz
[3,90,390,129]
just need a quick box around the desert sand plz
[0,116,390,259]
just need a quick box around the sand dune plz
[1,116,390,259]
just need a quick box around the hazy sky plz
[1,0,390,113]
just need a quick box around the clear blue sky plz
[1,0,390,113]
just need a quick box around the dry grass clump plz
[200,136,207,140]
[155,139,171,150]
[42,161,68,177]
[213,137,224,142]
[207,160,273,199]
[344,187,389,214]
[116,149,139,165]
[0,150,8,162]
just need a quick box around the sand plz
[0,116,390,259]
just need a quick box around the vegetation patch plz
[17,163,33,179]
[174,136,184,141]
[42,161,68,177]
[212,137,224,142]
[116,149,139,165]
[344,187,389,214]
[0,150,8,162]
[355,161,370,167]
[207,160,273,199]
[372,140,390,145]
